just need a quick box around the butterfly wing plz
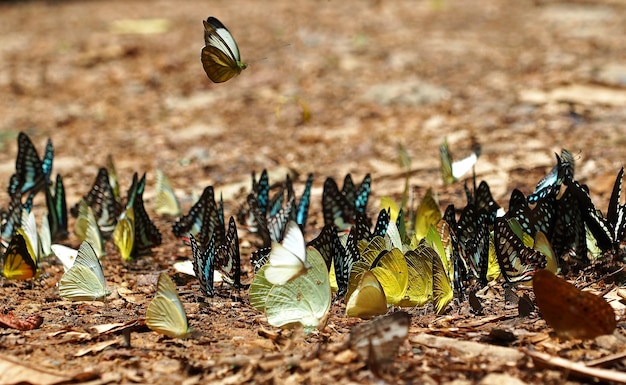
[190,234,216,297]
[215,217,241,288]
[263,248,331,333]
[146,273,192,338]
[201,17,246,83]
[265,221,309,285]
[2,230,37,280]
[9,132,50,197]
[59,242,109,301]
[154,169,181,217]
[75,200,105,258]
[345,270,388,319]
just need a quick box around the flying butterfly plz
[59,241,110,301]
[348,311,411,375]
[146,273,193,339]
[201,16,247,83]
[8,132,53,199]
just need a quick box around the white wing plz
[51,244,77,270]
[265,221,310,285]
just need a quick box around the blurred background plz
[1,0,625,216]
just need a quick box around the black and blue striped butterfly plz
[550,185,588,265]
[322,174,371,230]
[190,233,216,297]
[215,217,241,288]
[464,180,501,227]
[0,192,24,246]
[8,132,53,200]
[126,173,162,255]
[172,185,224,247]
[565,169,626,254]
[457,204,490,285]
[506,189,556,239]
[45,174,68,242]
[288,173,314,230]
[494,217,547,284]
[71,168,122,237]
[528,149,574,203]
[308,223,361,298]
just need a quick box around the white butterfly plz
[265,221,311,285]
[39,214,52,258]
[172,259,224,283]
[51,244,78,271]
[59,241,110,301]
[21,211,39,261]
[146,273,192,339]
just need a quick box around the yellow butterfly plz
[114,207,135,262]
[414,189,442,241]
[146,273,193,338]
[345,271,387,319]
[201,17,247,83]
[154,169,181,217]
[2,228,38,280]
[75,199,105,258]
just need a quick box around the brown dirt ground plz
[1,0,626,384]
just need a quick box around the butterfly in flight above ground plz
[201,16,247,83]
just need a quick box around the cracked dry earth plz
[1,0,626,384]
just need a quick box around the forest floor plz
[1,0,626,384]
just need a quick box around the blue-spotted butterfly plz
[322,174,371,230]
[172,185,224,247]
[126,173,162,256]
[71,167,122,237]
[45,174,68,242]
[528,149,574,203]
[494,217,547,284]
[8,132,53,201]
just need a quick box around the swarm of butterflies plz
[1,15,624,349]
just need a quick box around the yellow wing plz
[2,229,38,280]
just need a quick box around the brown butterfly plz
[348,311,411,374]
[533,269,616,339]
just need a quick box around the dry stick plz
[523,349,626,384]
